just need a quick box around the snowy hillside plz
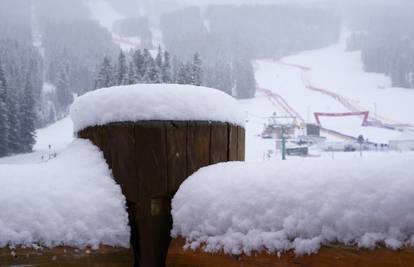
[0,117,73,165]
[86,0,161,51]
[241,32,414,160]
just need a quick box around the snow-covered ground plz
[243,32,414,160]
[172,154,414,256]
[0,117,73,165]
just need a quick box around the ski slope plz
[86,0,162,51]
[0,117,73,165]
[86,0,142,51]
[242,34,414,160]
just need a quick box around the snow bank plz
[70,84,245,132]
[0,139,130,249]
[172,155,414,255]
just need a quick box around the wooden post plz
[78,120,245,267]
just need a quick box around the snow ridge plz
[172,155,414,255]
[70,84,245,132]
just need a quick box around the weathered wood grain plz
[107,123,137,203]
[166,122,188,195]
[237,126,246,161]
[78,121,245,267]
[186,122,211,176]
[0,246,134,267]
[210,123,229,164]
[228,124,238,161]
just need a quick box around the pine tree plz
[19,79,36,153]
[133,49,145,81]
[95,57,114,89]
[56,64,73,112]
[117,50,128,85]
[234,56,256,99]
[190,52,203,86]
[171,56,180,83]
[215,61,233,95]
[6,85,21,154]
[177,62,191,84]
[145,59,162,83]
[0,60,9,157]
[162,51,172,83]
[142,49,157,83]
[155,46,163,70]
[127,62,136,85]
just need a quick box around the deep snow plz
[70,84,245,132]
[172,155,414,255]
[0,139,130,249]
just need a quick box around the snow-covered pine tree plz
[0,59,9,156]
[233,56,256,99]
[171,56,180,83]
[133,49,145,81]
[215,61,233,95]
[162,51,172,83]
[95,56,114,89]
[117,50,128,85]
[155,46,163,70]
[190,52,203,86]
[176,62,192,84]
[142,49,162,83]
[127,62,136,85]
[19,79,36,153]
[146,59,162,83]
[56,64,73,113]
[6,84,21,154]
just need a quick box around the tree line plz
[159,6,340,99]
[0,58,36,157]
[95,47,203,88]
[346,5,414,89]
[95,47,256,99]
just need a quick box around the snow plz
[391,131,414,141]
[320,116,401,144]
[86,0,145,51]
[70,84,245,132]
[242,30,414,160]
[171,153,414,255]
[0,117,74,165]
[35,117,74,151]
[0,139,130,249]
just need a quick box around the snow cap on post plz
[70,84,245,132]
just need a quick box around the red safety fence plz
[314,111,370,126]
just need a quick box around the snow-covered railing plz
[70,84,245,133]
[169,156,414,265]
[0,140,133,265]
[72,84,246,267]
